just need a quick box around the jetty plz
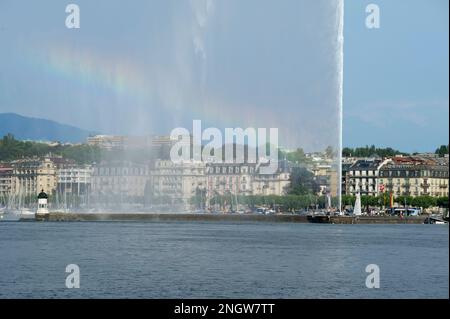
[33,212,429,224]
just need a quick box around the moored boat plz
[0,209,35,221]
[424,215,448,225]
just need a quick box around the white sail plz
[354,192,362,216]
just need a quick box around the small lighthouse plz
[36,189,49,219]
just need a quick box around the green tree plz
[288,167,319,195]
[341,195,356,206]
[411,196,436,210]
[0,134,101,164]
[342,145,407,158]
[190,187,207,209]
[435,145,449,157]
[395,195,414,207]
[436,196,449,208]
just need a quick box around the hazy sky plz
[0,0,448,152]
[0,0,343,152]
[344,0,449,152]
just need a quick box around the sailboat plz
[443,210,449,222]
[234,191,245,214]
[353,192,362,216]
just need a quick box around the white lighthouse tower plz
[36,189,49,218]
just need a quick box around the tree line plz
[2,134,448,163]
[0,134,102,164]
[342,144,449,158]
[191,193,336,211]
[0,134,164,164]
[190,193,448,212]
[341,194,448,210]
[342,145,407,158]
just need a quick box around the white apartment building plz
[91,161,150,203]
[346,158,390,196]
[0,164,13,198]
[57,165,93,196]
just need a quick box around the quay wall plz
[330,216,425,224]
[41,213,427,224]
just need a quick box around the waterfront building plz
[57,165,93,197]
[379,156,449,197]
[91,161,150,205]
[149,160,206,208]
[206,161,290,198]
[346,158,390,196]
[341,162,352,195]
[10,157,58,196]
[341,157,358,195]
[252,163,291,196]
[311,162,339,197]
[206,163,256,198]
[0,164,13,199]
[148,160,291,210]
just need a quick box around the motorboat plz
[424,215,448,225]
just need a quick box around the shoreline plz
[31,212,430,224]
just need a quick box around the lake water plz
[0,222,448,298]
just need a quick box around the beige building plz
[0,164,13,199]
[11,157,58,196]
[206,163,255,197]
[150,160,206,207]
[148,160,290,209]
[91,161,150,204]
[251,164,291,196]
[311,163,339,197]
[206,162,290,197]
[379,156,449,197]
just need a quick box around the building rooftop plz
[349,159,382,170]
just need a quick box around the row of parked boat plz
[0,190,50,221]
[0,208,35,221]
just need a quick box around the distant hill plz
[0,113,98,143]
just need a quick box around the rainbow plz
[29,45,151,101]
[25,43,278,131]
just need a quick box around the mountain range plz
[0,113,98,143]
